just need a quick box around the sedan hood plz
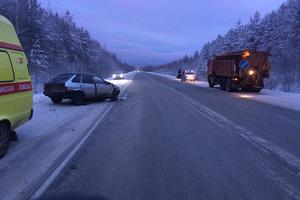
[110,82,120,90]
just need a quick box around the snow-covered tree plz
[153,0,300,93]
[0,0,133,92]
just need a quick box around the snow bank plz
[149,72,300,112]
[247,89,300,112]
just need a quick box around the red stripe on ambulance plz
[0,82,32,96]
[0,41,23,51]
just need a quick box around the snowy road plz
[0,72,136,200]
[40,72,300,200]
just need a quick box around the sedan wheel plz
[72,92,85,105]
[51,97,63,104]
[111,90,119,102]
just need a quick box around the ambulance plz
[0,15,33,158]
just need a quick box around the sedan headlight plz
[112,74,116,78]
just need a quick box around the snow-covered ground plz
[149,72,300,112]
[0,72,136,200]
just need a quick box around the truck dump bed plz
[212,60,236,77]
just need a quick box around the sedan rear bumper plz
[43,91,78,99]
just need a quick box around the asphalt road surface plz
[41,72,300,200]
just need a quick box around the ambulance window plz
[9,52,29,81]
[0,51,14,82]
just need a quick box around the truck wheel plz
[225,79,233,92]
[0,123,10,159]
[72,92,85,105]
[220,78,226,91]
[51,97,63,104]
[111,89,119,102]
[208,76,214,88]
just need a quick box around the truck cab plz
[0,15,33,158]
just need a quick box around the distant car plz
[182,72,197,82]
[112,72,124,80]
[44,74,120,105]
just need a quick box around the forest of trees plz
[151,0,300,93]
[0,0,133,92]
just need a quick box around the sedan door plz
[81,74,96,98]
[94,76,112,98]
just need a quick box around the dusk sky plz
[40,0,286,66]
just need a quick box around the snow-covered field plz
[149,72,300,112]
[0,72,136,200]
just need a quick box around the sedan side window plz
[72,75,81,83]
[94,77,106,84]
[82,75,94,84]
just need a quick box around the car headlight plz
[248,70,255,76]
[120,74,124,78]
[112,74,116,78]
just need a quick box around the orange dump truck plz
[207,50,271,93]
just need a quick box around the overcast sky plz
[40,0,286,66]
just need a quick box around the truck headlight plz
[248,70,255,76]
